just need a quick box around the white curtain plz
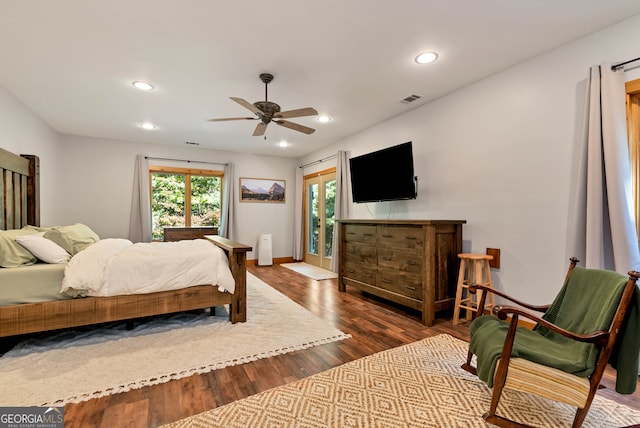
[293,167,304,260]
[128,155,152,243]
[576,64,640,273]
[330,150,350,272]
[219,162,235,239]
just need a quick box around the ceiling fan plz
[208,73,318,137]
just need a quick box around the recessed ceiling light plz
[132,81,154,91]
[317,116,331,123]
[140,122,156,130]
[415,52,438,64]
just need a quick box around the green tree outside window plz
[150,169,222,240]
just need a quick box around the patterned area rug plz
[281,262,338,280]
[0,273,349,406]
[163,334,640,428]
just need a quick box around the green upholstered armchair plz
[462,258,640,428]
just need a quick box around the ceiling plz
[1,1,640,158]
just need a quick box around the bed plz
[0,147,252,338]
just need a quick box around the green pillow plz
[0,228,38,268]
[23,225,52,233]
[43,223,100,255]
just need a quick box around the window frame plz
[626,78,640,237]
[148,166,224,240]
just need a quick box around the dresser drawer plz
[344,242,377,265]
[343,263,378,285]
[378,249,423,274]
[379,271,422,300]
[343,224,376,243]
[378,226,424,249]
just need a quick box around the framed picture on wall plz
[239,177,286,203]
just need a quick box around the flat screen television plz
[349,141,417,203]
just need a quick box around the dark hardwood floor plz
[62,264,640,427]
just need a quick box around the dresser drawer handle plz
[381,279,392,284]
[382,234,393,238]
[347,232,355,235]
[405,236,417,240]
[382,256,392,261]
[404,285,417,291]
[347,269,355,273]
[406,260,416,265]
[363,233,374,236]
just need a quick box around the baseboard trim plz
[248,256,295,267]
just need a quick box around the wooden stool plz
[453,253,494,325]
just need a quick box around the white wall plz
[55,135,298,260]
[301,14,640,304]
[0,86,61,224]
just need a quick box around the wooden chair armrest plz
[469,284,549,312]
[494,305,610,346]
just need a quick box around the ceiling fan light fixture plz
[317,115,331,123]
[415,52,439,64]
[132,81,154,91]
[140,122,156,130]
[209,73,318,137]
[278,141,288,148]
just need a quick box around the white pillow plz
[15,232,71,264]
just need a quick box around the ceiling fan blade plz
[275,120,316,135]
[208,117,256,122]
[230,97,263,115]
[253,122,268,136]
[274,107,318,119]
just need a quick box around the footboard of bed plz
[0,285,233,337]
[205,235,252,323]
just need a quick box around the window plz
[303,169,336,270]
[626,78,640,237]
[149,166,223,240]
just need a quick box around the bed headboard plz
[0,147,39,230]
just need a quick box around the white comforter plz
[60,238,235,297]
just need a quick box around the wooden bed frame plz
[0,147,252,338]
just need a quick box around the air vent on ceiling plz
[401,94,421,104]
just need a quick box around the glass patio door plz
[304,170,336,269]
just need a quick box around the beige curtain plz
[128,155,152,242]
[572,64,640,272]
[330,150,350,272]
[293,167,304,260]
[219,162,235,239]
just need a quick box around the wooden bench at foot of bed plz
[0,236,252,338]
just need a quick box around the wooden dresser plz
[163,226,219,242]
[337,219,465,326]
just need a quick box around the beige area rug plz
[163,334,640,428]
[281,262,338,280]
[0,273,350,407]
